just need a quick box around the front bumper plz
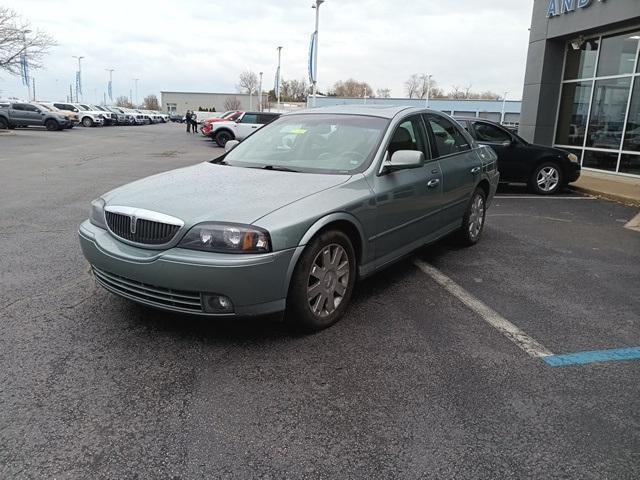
[566,163,581,183]
[78,220,297,317]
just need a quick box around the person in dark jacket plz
[191,111,198,133]
[185,110,192,133]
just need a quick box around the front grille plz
[92,267,203,312]
[105,211,180,245]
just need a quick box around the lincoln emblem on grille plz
[130,215,137,234]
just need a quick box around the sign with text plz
[547,0,605,18]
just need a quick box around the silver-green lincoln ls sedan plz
[79,106,499,331]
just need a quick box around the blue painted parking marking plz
[544,347,640,368]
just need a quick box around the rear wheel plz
[0,117,8,129]
[82,117,93,127]
[215,130,233,147]
[286,230,356,332]
[45,119,60,131]
[455,187,487,246]
[529,162,563,195]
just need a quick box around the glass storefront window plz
[619,154,640,175]
[564,38,599,80]
[623,79,640,152]
[582,150,619,172]
[596,31,640,77]
[555,81,592,146]
[586,77,631,150]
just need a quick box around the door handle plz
[470,166,481,174]
[251,126,258,128]
[427,179,440,188]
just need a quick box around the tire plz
[82,116,94,127]
[0,117,8,129]
[455,187,487,247]
[45,119,60,131]
[529,162,563,195]
[215,130,233,147]
[286,229,357,332]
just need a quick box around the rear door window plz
[472,122,512,144]
[424,114,471,158]
[258,114,278,125]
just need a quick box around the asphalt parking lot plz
[1,124,639,479]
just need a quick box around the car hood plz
[102,162,351,226]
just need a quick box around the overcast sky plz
[0,0,534,104]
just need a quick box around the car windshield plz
[76,105,89,111]
[221,111,235,118]
[223,114,388,174]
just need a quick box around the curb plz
[570,186,640,208]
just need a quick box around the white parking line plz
[625,212,640,232]
[413,259,554,359]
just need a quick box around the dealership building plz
[521,0,640,178]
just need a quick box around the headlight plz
[179,222,271,254]
[89,198,107,229]
[567,153,579,164]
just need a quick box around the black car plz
[455,117,581,195]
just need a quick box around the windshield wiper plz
[261,165,299,172]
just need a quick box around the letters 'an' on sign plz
[547,0,604,18]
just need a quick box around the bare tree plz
[331,79,373,97]
[0,7,55,76]
[280,78,308,102]
[404,74,420,98]
[143,94,159,110]
[224,96,242,110]
[116,95,133,108]
[236,70,259,94]
[376,88,391,98]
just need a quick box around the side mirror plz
[383,150,425,173]
[225,140,240,152]
[502,139,515,147]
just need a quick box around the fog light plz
[202,294,234,314]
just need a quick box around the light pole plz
[72,56,84,102]
[424,74,432,108]
[22,29,32,101]
[258,71,263,112]
[311,0,324,107]
[105,68,114,103]
[276,47,282,112]
[501,91,508,124]
[133,78,139,106]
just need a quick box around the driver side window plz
[387,116,427,158]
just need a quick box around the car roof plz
[286,104,440,119]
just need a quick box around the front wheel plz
[82,117,94,127]
[215,130,233,147]
[45,119,60,131]
[0,117,8,129]
[529,162,563,195]
[286,230,356,332]
[456,187,487,246]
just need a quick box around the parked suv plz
[210,112,280,147]
[0,102,72,131]
[455,117,581,195]
[201,110,243,137]
[34,102,79,127]
[52,103,104,127]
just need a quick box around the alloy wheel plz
[537,166,560,193]
[307,243,350,318]
[468,193,485,241]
